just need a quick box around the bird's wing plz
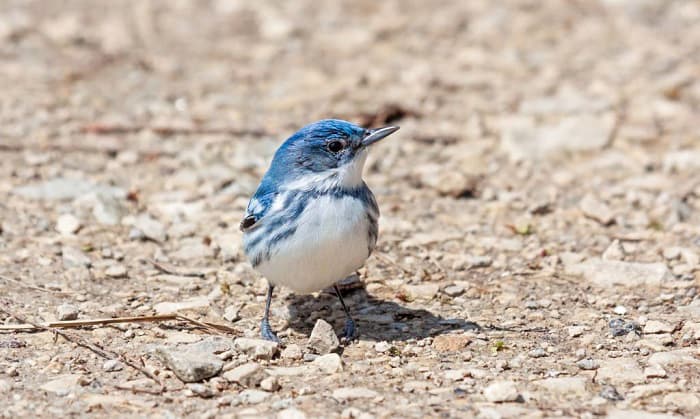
[240,183,277,232]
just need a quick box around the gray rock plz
[307,319,340,354]
[239,389,271,404]
[223,362,265,387]
[133,214,167,243]
[528,348,547,358]
[62,246,91,268]
[483,380,520,402]
[565,258,670,287]
[647,349,699,367]
[233,338,279,360]
[332,387,379,401]
[56,214,81,235]
[443,284,465,297]
[188,383,214,398]
[576,359,599,370]
[580,194,615,225]
[102,359,123,372]
[92,192,125,225]
[599,385,624,401]
[57,303,79,320]
[311,353,343,373]
[155,347,223,382]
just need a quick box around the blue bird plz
[240,119,399,342]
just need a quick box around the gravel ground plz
[1,1,700,418]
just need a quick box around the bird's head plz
[266,119,399,189]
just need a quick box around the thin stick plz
[148,259,206,278]
[0,274,71,296]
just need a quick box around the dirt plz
[1,1,699,418]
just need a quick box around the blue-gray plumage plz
[239,119,399,342]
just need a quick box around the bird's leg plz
[260,283,280,342]
[334,284,357,342]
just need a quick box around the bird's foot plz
[341,318,357,344]
[260,318,280,343]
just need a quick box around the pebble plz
[576,359,599,370]
[62,247,91,269]
[133,214,167,243]
[442,284,465,297]
[92,192,124,225]
[307,319,340,354]
[597,359,645,384]
[57,303,79,321]
[239,389,271,404]
[579,194,615,225]
[188,383,214,398]
[153,297,210,315]
[402,284,440,300]
[568,326,585,338]
[277,408,307,419]
[599,385,624,401]
[223,305,240,322]
[56,214,81,235]
[602,240,625,260]
[644,364,667,378]
[374,341,392,353]
[105,264,127,278]
[260,376,280,392]
[533,377,587,396]
[102,359,123,372]
[332,387,379,401]
[281,344,303,360]
[643,320,675,334]
[528,348,547,358]
[432,334,470,353]
[613,305,627,315]
[39,374,82,396]
[483,380,520,402]
[223,362,264,388]
[155,347,223,382]
[233,338,279,360]
[311,353,343,374]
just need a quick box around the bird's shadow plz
[283,287,480,341]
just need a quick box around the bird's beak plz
[361,125,400,147]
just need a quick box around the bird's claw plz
[260,318,280,343]
[341,318,357,344]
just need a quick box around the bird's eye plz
[327,141,344,153]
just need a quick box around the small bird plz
[240,119,399,342]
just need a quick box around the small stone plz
[647,349,699,367]
[528,348,547,358]
[239,389,270,404]
[153,297,210,315]
[307,319,340,355]
[644,364,667,378]
[580,194,615,225]
[332,387,379,401]
[597,359,645,384]
[155,347,223,382]
[432,334,470,353]
[312,353,343,373]
[483,380,520,402]
[57,303,79,320]
[602,240,624,260]
[56,214,81,235]
[92,192,125,225]
[374,341,391,353]
[223,305,240,322]
[643,320,675,334]
[103,359,123,372]
[565,259,670,287]
[613,305,627,315]
[133,214,167,243]
[663,247,681,260]
[0,379,11,393]
[233,338,279,360]
[277,408,307,419]
[576,359,599,370]
[599,385,624,401]
[443,284,465,297]
[105,264,127,278]
[281,344,302,360]
[402,283,440,300]
[568,326,585,337]
[40,374,82,396]
[188,383,214,398]
[223,362,264,388]
[260,376,280,392]
[444,369,468,381]
[62,247,91,268]
[533,377,587,396]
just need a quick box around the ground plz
[1,1,699,418]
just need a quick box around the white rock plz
[374,341,392,353]
[223,305,240,322]
[644,364,667,378]
[233,338,279,360]
[134,214,167,243]
[277,408,307,419]
[483,380,520,402]
[663,392,700,410]
[402,284,440,300]
[57,303,79,320]
[596,359,645,384]
[533,376,587,396]
[565,258,670,287]
[580,194,615,225]
[102,359,123,372]
[332,387,379,401]
[153,297,210,314]
[260,376,280,392]
[613,305,627,315]
[154,347,223,382]
[444,369,468,381]
[307,319,340,354]
[239,389,270,404]
[105,264,127,278]
[40,374,82,396]
[567,326,585,337]
[643,320,675,334]
[281,344,302,360]
[603,240,625,261]
[648,349,699,367]
[62,246,91,268]
[223,362,264,387]
[56,214,81,235]
[311,353,343,374]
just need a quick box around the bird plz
[240,119,399,342]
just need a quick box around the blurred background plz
[1,1,700,417]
